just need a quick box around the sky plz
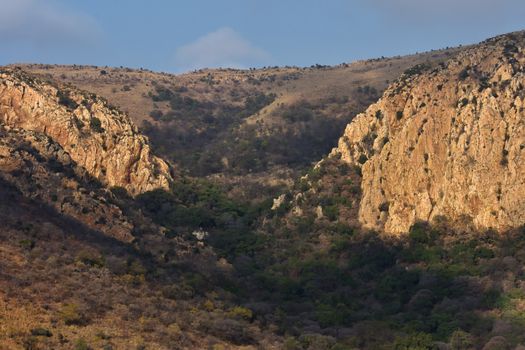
[0,0,524,73]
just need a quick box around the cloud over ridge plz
[174,27,271,71]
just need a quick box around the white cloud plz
[0,0,101,47]
[174,27,271,71]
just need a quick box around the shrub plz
[393,332,435,350]
[57,90,78,110]
[298,333,336,350]
[73,116,85,129]
[474,246,494,260]
[458,68,470,81]
[74,338,91,350]
[30,328,52,337]
[449,330,473,350]
[167,323,182,340]
[315,303,348,327]
[203,318,254,344]
[22,336,38,350]
[149,109,163,121]
[503,43,518,57]
[90,117,104,133]
[379,202,389,212]
[76,250,105,268]
[150,86,174,101]
[59,303,87,326]
[403,63,431,77]
[323,204,339,221]
[110,186,131,200]
[281,103,315,122]
[228,306,253,320]
[408,222,434,245]
[458,98,469,107]
[283,337,301,350]
[19,239,35,250]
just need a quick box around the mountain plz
[15,47,460,202]
[332,31,525,234]
[3,30,525,350]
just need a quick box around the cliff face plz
[332,31,525,234]
[0,69,172,195]
[0,125,135,241]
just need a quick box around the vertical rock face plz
[0,69,172,195]
[0,126,135,242]
[332,31,525,234]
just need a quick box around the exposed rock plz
[192,228,208,241]
[316,206,324,219]
[0,68,172,195]
[272,194,286,210]
[0,126,134,241]
[332,31,525,234]
[292,205,304,216]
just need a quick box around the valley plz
[1,30,525,349]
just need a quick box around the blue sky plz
[0,0,524,73]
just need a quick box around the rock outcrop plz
[332,31,525,234]
[0,125,134,241]
[0,68,172,195]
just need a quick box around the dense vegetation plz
[5,135,525,349]
[141,84,279,176]
[134,158,525,349]
[141,84,364,179]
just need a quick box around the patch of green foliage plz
[133,155,525,349]
[137,178,270,258]
[403,63,431,77]
[57,90,79,110]
[89,117,104,133]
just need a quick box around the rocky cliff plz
[0,68,172,195]
[0,125,135,241]
[332,31,525,234]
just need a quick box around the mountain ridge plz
[332,30,525,234]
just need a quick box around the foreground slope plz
[332,31,525,234]
[0,70,281,349]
